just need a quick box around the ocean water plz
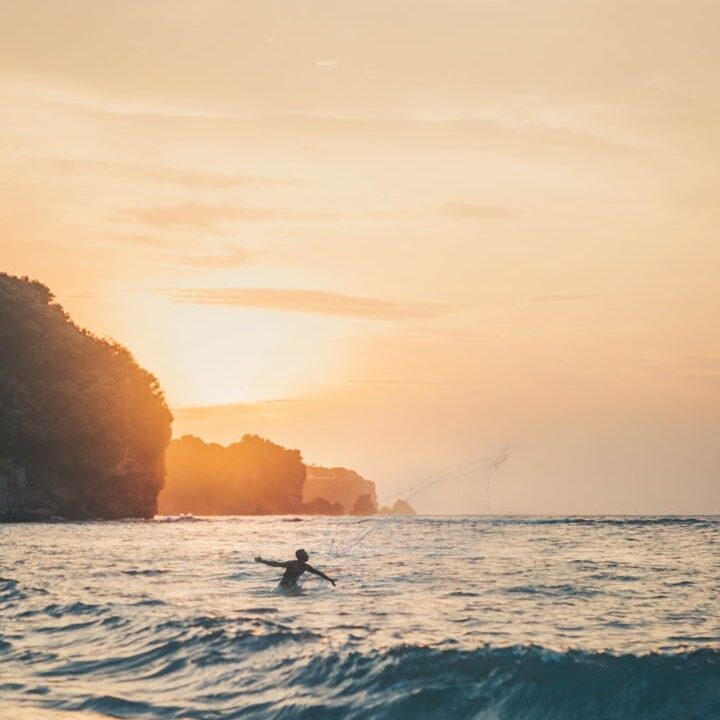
[1,516,719,719]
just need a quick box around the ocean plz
[1,516,719,719]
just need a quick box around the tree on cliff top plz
[0,274,172,519]
[160,434,306,515]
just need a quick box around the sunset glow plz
[2,0,719,513]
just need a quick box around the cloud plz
[160,287,448,320]
[40,158,288,189]
[108,234,176,249]
[10,81,646,159]
[440,202,514,219]
[365,204,514,221]
[126,202,333,230]
[80,234,250,271]
[95,236,249,266]
[240,114,649,157]
[173,247,250,268]
[170,399,315,443]
[173,398,309,422]
[344,377,466,387]
[64,289,106,300]
[533,293,598,303]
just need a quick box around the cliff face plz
[0,274,172,521]
[160,443,384,517]
[302,496,344,515]
[303,466,379,515]
[159,434,306,515]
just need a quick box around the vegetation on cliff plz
[0,274,172,520]
[160,438,410,516]
[159,434,306,515]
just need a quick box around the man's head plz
[295,548,309,562]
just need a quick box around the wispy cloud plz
[173,398,310,420]
[126,202,333,230]
[173,248,250,268]
[96,236,250,267]
[160,287,448,320]
[344,377,466,387]
[533,293,598,303]
[10,82,647,158]
[440,202,514,219]
[108,234,174,249]
[63,289,107,300]
[171,399,313,440]
[40,158,289,189]
[123,200,511,229]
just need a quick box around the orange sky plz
[1,0,719,513]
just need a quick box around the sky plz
[1,0,719,513]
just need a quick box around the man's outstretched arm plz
[305,564,337,586]
[254,556,288,568]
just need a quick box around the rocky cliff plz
[159,442,389,517]
[303,466,379,515]
[0,274,172,521]
[158,434,306,515]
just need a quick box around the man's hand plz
[330,579,337,587]
[254,556,262,563]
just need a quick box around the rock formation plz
[160,444,388,517]
[303,466,379,515]
[301,496,344,515]
[159,434,306,515]
[379,499,417,516]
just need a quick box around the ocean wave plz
[0,577,28,603]
[3,517,719,719]
[33,614,323,683]
[493,516,719,528]
[18,641,720,719]
[153,514,204,523]
[505,583,601,597]
[381,515,720,531]
[273,645,720,720]
[42,602,108,618]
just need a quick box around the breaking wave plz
[4,627,719,719]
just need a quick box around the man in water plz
[254,549,337,588]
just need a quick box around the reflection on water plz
[1,516,719,718]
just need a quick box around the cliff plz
[158,434,306,515]
[303,466,379,515]
[0,274,172,521]
[159,441,385,516]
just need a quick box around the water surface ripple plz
[1,516,719,719]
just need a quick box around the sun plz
[107,291,350,407]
